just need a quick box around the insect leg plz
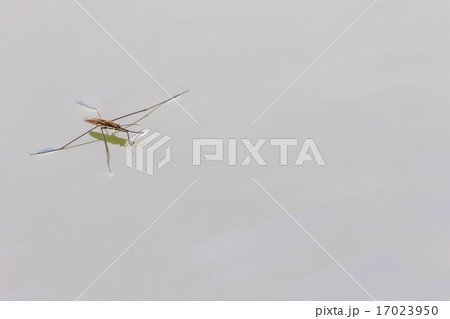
[30,126,97,155]
[111,90,188,121]
[100,128,111,174]
[77,101,102,118]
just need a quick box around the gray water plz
[1,0,449,300]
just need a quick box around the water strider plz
[30,91,188,174]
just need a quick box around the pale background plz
[1,0,449,300]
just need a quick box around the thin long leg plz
[100,128,111,174]
[77,101,102,118]
[111,90,189,121]
[122,106,160,130]
[122,129,144,145]
[30,127,97,155]
[126,129,142,134]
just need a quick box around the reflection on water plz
[48,131,130,153]
[89,131,128,147]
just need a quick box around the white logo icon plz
[126,129,172,175]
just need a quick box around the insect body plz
[84,118,122,129]
[31,91,188,174]
[84,118,133,142]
